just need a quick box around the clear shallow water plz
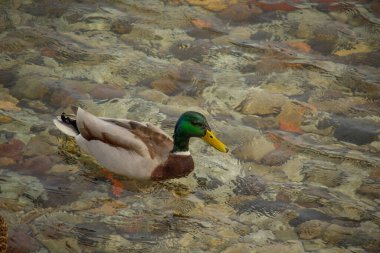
[0,0,380,252]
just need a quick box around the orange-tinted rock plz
[0,139,24,160]
[286,41,311,53]
[369,168,380,181]
[186,0,237,12]
[0,114,12,123]
[0,100,21,112]
[150,78,178,96]
[254,1,298,12]
[89,85,125,99]
[0,157,15,167]
[277,102,313,133]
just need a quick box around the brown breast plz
[151,154,194,181]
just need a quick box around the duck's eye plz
[191,120,203,127]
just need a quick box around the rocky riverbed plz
[0,0,379,252]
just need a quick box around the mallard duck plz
[54,107,228,180]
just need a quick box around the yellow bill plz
[202,130,229,153]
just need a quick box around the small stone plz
[254,241,304,253]
[369,168,380,181]
[150,78,178,96]
[218,3,262,22]
[0,139,24,159]
[232,175,266,196]
[48,164,79,174]
[296,220,330,240]
[169,40,212,62]
[111,20,133,34]
[356,181,380,199]
[0,157,15,167]
[30,124,47,133]
[277,102,312,133]
[186,0,237,12]
[7,225,40,253]
[138,89,168,103]
[0,100,21,112]
[11,75,51,100]
[235,90,287,116]
[221,243,253,253]
[21,155,54,174]
[261,149,292,166]
[23,135,57,157]
[46,88,77,109]
[232,135,275,162]
[17,99,50,113]
[89,85,125,99]
[322,224,355,245]
[0,113,12,123]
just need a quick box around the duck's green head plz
[172,111,229,153]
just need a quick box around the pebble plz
[261,149,292,166]
[89,85,125,99]
[232,135,275,162]
[150,78,178,96]
[218,3,262,22]
[322,224,354,245]
[111,20,133,34]
[0,139,24,159]
[0,113,12,123]
[356,180,380,199]
[11,75,51,100]
[296,220,330,240]
[221,243,253,253]
[236,90,287,116]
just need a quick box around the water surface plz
[0,0,380,252]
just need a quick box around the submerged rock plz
[296,220,330,240]
[236,90,287,116]
[232,175,266,196]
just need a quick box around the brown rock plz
[218,3,262,22]
[232,135,275,162]
[47,88,77,109]
[0,100,20,112]
[11,75,51,100]
[23,135,57,157]
[150,78,178,96]
[0,114,12,123]
[261,149,292,166]
[0,157,15,167]
[322,224,354,245]
[356,181,380,199]
[0,139,24,159]
[296,220,329,240]
[111,20,133,34]
[369,167,380,181]
[89,85,125,99]
[186,0,237,12]
[7,225,40,253]
[21,155,54,174]
[277,102,314,133]
[236,90,287,116]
